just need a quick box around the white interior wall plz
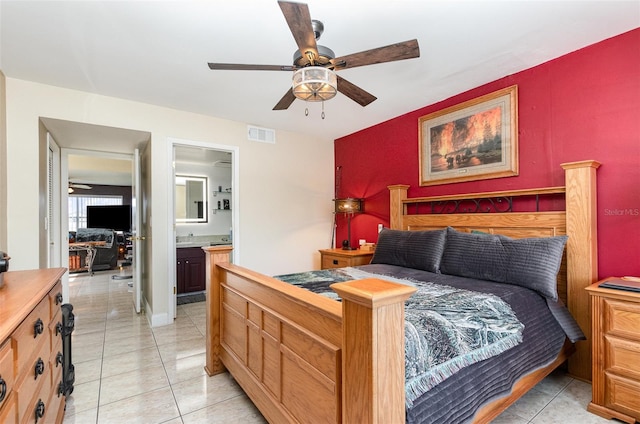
[4,77,334,325]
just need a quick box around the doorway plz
[41,117,150,310]
[168,138,239,318]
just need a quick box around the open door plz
[47,135,61,268]
[131,148,143,313]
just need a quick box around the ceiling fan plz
[207,0,420,110]
[68,182,92,193]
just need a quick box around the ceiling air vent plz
[247,125,276,144]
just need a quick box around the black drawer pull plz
[0,376,6,403]
[34,358,45,379]
[55,292,63,305]
[333,259,339,265]
[35,399,45,423]
[56,351,64,367]
[33,318,44,338]
[55,321,63,337]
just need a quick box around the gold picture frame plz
[419,85,518,186]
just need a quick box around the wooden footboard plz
[203,247,415,423]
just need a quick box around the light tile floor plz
[62,270,609,424]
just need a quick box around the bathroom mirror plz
[175,175,207,223]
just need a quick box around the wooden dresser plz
[586,278,640,423]
[319,248,374,270]
[0,268,67,424]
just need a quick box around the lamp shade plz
[293,66,338,102]
[334,198,363,214]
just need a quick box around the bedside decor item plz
[361,242,376,252]
[419,85,518,186]
[334,197,363,250]
[0,251,9,288]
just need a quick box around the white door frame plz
[131,148,142,313]
[166,137,239,319]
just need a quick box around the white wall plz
[4,77,334,325]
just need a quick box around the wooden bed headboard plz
[388,160,600,382]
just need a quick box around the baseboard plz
[143,298,172,328]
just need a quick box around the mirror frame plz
[175,174,208,224]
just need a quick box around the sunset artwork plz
[419,85,518,186]
[430,106,503,173]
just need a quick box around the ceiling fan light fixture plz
[292,66,337,102]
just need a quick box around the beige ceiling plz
[68,154,133,187]
[2,1,639,141]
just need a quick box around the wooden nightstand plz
[586,278,640,423]
[319,248,374,270]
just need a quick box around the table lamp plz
[334,198,363,250]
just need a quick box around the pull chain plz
[303,102,326,119]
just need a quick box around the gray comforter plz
[276,263,570,423]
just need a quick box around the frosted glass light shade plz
[292,66,337,102]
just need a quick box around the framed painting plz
[419,85,518,186]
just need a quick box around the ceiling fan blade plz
[332,39,420,70]
[337,76,377,107]
[273,88,297,110]
[208,63,297,71]
[278,0,318,64]
[69,183,92,189]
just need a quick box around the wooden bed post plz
[331,278,417,424]
[202,245,233,376]
[388,184,409,230]
[561,160,600,381]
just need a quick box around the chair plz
[74,228,119,271]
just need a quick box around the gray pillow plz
[440,227,567,300]
[371,228,446,273]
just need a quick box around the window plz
[69,195,123,232]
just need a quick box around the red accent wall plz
[335,28,640,279]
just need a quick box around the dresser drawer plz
[322,255,350,269]
[49,316,63,355]
[47,282,64,322]
[0,393,17,424]
[604,372,640,421]
[604,335,640,380]
[19,370,51,424]
[49,356,64,415]
[11,298,50,378]
[0,341,14,410]
[15,337,50,423]
[604,298,640,342]
[46,386,65,424]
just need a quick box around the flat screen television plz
[86,205,131,232]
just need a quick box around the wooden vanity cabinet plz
[177,247,206,294]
